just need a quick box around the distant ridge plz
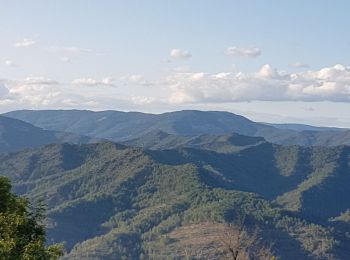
[263,122,348,132]
[5,109,350,146]
[0,115,99,153]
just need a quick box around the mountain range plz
[4,109,350,147]
[0,115,98,153]
[0,137,350,258]
[1,109,350,259]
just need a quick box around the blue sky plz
[1,0,350,127]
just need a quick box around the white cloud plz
[72,77,115,86]
[4,60,17,67]
[170,49,192,60]
[14,38,36,48]
[0,77,129,111]
[166,64,350,104]
[131,96,156,105]
[2,64,350,113]
[3,77,62,107]
[119,74,153,86]
[9,85,61,106]
[226,46,261,58]
[23,77,59,85]
[290,62,309,68]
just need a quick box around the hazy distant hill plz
[0,115,98,153]
[4,109,268,140]
[1,139,350,259]
[264,122,348,132]
[5,109,350,147]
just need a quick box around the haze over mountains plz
[4,109,350,147]
[0,115,98,153]
[3,0,350,259]
[1,109,350,259]
[265,123,349,132]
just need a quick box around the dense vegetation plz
[0,176,63,259]
[1,139,350,259]
[5,109,350,146]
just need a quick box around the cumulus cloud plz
[72,77,115,86]
[1,77,63,107]
[9,85,61,106]
[0,77,129,111]
[170,49,192,60]
[166,64,350,104]
[119,74,152,86]
[4,60,17,67]
[2,64,350,112]
[14,38,36,48]
[290,62,309,68]
[226,46,261,58]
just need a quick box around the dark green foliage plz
[124,131,266,152]
[1,140,350,259]
[0,176,63,259]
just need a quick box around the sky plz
[1,0,350,127]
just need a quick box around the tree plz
[0,176,63,259]
[218,215,276,260]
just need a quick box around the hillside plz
[5,109,350,147]
[123,130,266,152]
[1,140,350,259]
[0,115,98,153]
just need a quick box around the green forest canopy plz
[0,176,63,260]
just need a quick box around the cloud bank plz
[72,77,115,86]
[167,64,350,103]
[1,64,350,113]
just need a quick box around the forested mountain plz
[1,139,350,259]
[3,109,274,141]
[5,109,350,147]
[123,130,266,152]
[0,115,98,153]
